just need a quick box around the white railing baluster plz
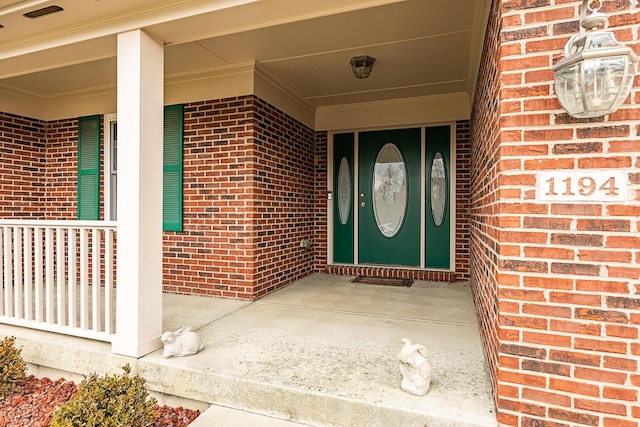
[56,227,65,326]
[45,227,54,323]
[104,229,114,334]
[91,228,100,332]
[68,228,77,328]
[80,228,89,330]
[13,227,23,319]
[24,227,33,321]
[34,227,43,322]
[4,227,13,317]
[0,227,4,316]
[0,220,116,343]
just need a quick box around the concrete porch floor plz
[4,273,497,427]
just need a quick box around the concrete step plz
[190,405,311,427]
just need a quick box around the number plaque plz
[538,171,627,202]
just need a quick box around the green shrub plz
[50,364,158,427]
[0,336,27,400]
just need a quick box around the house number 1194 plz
[538,171,627,202]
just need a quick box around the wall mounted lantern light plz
[350,55,376,79]
[551,0,638,118]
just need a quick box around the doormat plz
[351,276,413,287]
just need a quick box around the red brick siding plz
[0,112,46,218]
[43,118,105,220]
[313,131,328,273]
[455,120,472,281]
[3,97,314,300]
[3,107,472,295]
[163,96,315,299]
[45,118,78,219]
[251,97,315,297]
[470,0,501,411]
[0,114,93,221]
[482,0,640,425]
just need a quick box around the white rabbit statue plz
[398,338,432,396]
[161,326,204,358]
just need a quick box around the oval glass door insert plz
[430,152,447,227]
[337,157,351,225]
[373,143,407,237]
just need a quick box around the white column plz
[112,29,164,358]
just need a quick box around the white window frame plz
[104,113,117,221]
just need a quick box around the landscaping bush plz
[0,336,27,400]
[50,364,158,427]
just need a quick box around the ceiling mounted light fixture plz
[551,0,638,118]
[350,55,376,79]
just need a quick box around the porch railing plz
[0,220,117,342]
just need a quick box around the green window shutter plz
[163,104,184,231]
[77,115,101,220]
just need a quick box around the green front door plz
[358,128,421,266]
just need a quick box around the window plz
[77,105,184,231]
[104,114,117,221]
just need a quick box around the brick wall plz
[314,131,328,273]
[0,112,46,218]
[2,106,473,297]
[163,96,315,299]
[45,118,80,219]
[43,118,105,220]
[251,97,316,297]
[470,0,502,410]
[474,0,640,425]
[455,120,472,282]
[2,97,315,300]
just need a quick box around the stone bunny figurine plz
[161,326,204,358]
[398,338,432,396]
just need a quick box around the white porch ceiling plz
[0,0,490,112]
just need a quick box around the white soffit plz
[0,0,488,125]
[315,93,471,131]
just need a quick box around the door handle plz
[360,193,365,198]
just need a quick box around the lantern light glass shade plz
[350,55,376,79]
[552,30,638,118]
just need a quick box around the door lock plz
[360,202,366,207]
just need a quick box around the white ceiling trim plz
[253,61,316,112]
[305,79,468,101]
[0,0,50,17]
[0,0,259,59]
[165,61,256,83]
[0,86,45,119]
[317,92,470,113]
[315,92,470,131]
[0,80,116,100]
[466,0,492,104]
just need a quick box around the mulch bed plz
[0,376,200,427]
